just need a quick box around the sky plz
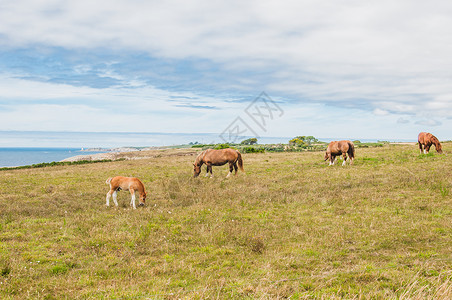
[1,0,452,147]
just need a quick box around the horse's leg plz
[419,142,423,154]
[112,190,119,207]
[331,155,336,166]
[342,153,347,166]
[205,163,213,178]
[205,164,210,177]
[106,190,113,206]
[129,188,136,209]
[227,162,233,178]
[233,162,238,175]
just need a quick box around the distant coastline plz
[0,148,106,168]
[81,147,145,152]
[0,131,420,167]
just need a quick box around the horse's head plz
[436,143,443,154]
[324,152,329,161]
[193,163,201,177]
[139,192,146,206]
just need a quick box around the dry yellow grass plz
[0,143,451,299]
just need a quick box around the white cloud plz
[0,74,245,132]
[414,119,442,127]
[0,0,452,140]
[373,108,389,116]
[397,117,410,124]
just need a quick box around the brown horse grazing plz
[106,176,147,209]
[193,148,244,178]
[418,132,443,154]
[324,140,355,166]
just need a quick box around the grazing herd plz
[106,131,444,209]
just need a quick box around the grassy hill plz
[0,143,451,299]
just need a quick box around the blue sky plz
[0,0,451,146]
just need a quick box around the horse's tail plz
[348,141,355,159]
[236,151,244,171]
[106,177,113,185]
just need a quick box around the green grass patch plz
[0,143,451,298]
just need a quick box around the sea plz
[0,148,106,168]
[0,131,415,168]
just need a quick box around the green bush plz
[241,146,265,153]
[240,138,258,145]
[215,143,232,150]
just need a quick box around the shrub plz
[215,143,233,150]
[241,146,265,153]
[240,138,258,145]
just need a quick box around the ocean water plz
[0,148,105,168]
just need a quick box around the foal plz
[106,176,146,209]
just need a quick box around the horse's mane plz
[431,135,442,149]
[194,152,203,165]
[194,150,208,165]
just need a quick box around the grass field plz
[0,143,451,299]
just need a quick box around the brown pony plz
[106,176,147,209]
[418,132,442,154]
[193,148,244,178]
[324,140,355,166]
